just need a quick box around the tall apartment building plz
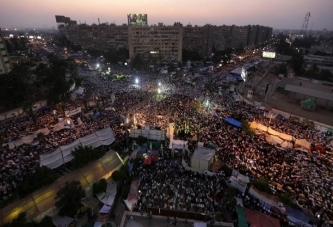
[182,24,206,57]
[247,25,258,47]
[256,25,272,45]
[182,24,273,58]
[0,28,11,75]
[211,25,230,52]
[55,15,273,61]
[128,24,183,62]
[229,25,249,49]
[56,15,128,50]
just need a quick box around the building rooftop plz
[285,84,333,102]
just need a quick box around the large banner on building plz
[127,14,148,26]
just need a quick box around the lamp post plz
[66,118,71,132]
[53,110,57,122]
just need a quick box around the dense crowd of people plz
[0,59,332,225]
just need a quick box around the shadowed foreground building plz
[0,28,11,75]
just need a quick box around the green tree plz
[318,69,333,82]
[215,212,222,221]
[111,164,129,182]
[226,187,237,207]
[93,178,108,197]
[71,146,106,169]
[277,63,288,76]
[38,216,55,227]
[16,166,58,198]
[55,181,86,217]
[2,212,39,227]
[252,177,272,193]
[289,52,305,75]
[56,102,67,117]
[275,38,293,55]
[22,100,37,129]
[36,132,45,143]
[131,54,144,70]
[304,69,317,80]
[241,120,255,135]
[182,49,203,61]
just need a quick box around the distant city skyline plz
[0,0,333,30]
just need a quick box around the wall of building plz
[55,16,273,61]
[57,22,129,50]
[0,29,11,75]
[128,25,183,62]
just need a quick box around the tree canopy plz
[211,48,233,64]
[55,181,86,217]
[93,178,108,197]
[71,146,107,169]
[16,166,58,198]
[1,212,55,227]
[275,38,293,56]
[182,49,203,62]
[289,52,305,75]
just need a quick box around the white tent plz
[40,127,115,169]
[74,86,85,95]
[52,215,73,227]
[191,147,215,171]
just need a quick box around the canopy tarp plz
[143,156,152,165]
[224,118,242,128]
[191,147,215,171]
[40,128,115,169]
[295,139,311,150]
[301,98,316,110]
[235,206,248,227]
[285,206,311,224]
[126,179,140,201]
[52,215,73,227]
[99,204,111,214]
[248,186,281,209]
[287,216,312,227]
[265,135,293,149]
[250,121,268,132]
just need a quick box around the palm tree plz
[57,102,66,117]
[22,100,37,130]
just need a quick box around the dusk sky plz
[1,0,333,30]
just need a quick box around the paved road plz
[0,150,122,226]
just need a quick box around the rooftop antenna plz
[98,18,100,25]
[301,12,310,36]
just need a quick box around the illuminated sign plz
[262,51,276,59]
[127,14,148,26]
